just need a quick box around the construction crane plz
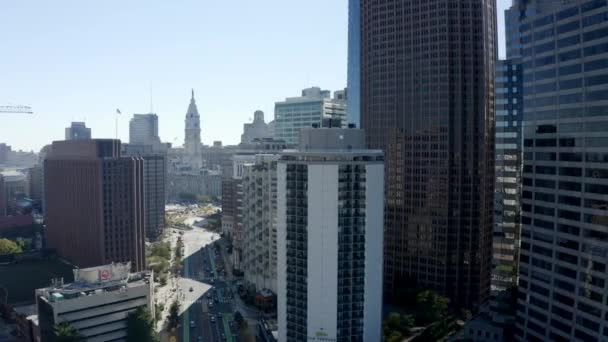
[0,105,33,114]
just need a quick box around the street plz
[178,231,240,342]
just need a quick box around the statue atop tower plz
[184,89,202,169]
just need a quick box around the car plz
[197,336,203,341]
[210,315,216,323]
[189,287,193,292]
[208,300,214,307]
[190,321,195,328]
[221,333,225,339]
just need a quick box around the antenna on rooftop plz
[149,82,154,113]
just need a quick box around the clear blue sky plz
[0,0,511,152]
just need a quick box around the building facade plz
[347,0,360,127]
[274,87,347,145]
[129,113,161,145]
[360,0,497,309]
[184,89,202,169]
[122,144,166,240]
[36,263,154,342]
[64,122,91,140]
[241,110,272,144]
[277,127,384,342]
[242,154,278,293]
[491,59,524,323]
[44,140,146,271]
[514,1,608,341]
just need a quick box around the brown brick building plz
[44,139,145,271]
[360,0,496,309]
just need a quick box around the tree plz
[168,299,180,329]
[126,307,158,342]
[415,290,449,325]
[0,238,22,255]
[53,322,83,342]
[382,312,414,340]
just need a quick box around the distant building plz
[347,0,360,127]
[122,144,166,240]
[274,87,347,144]
[28,165,44,202]
[0,175,5,217]
[0,143,9,164]
[44,139,145,271]
[36,262,154,342]
[0,170,28,215]
[167,169,222,200]
[221,178,239,237]
[129,113,161,145]
[184,89,202,169]
[64,122,91,140]
[242,154,279,293]
[277,127,384,342]
[241,110,272,144]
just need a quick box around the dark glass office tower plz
[514,1,608,341]
[360,0,497,309]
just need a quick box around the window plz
[536,68,556,80]
[583,11,608,27]
[536,138,556,147]
[558,34,580,48]
[558,20,581,34]
[559,49,581,62]
[559,122,584,132]
[586,137,608,147]
[536,152,556,160]
[558,223,580,236]
[585,74,608,86]
[536,166,556,175]
[557,6,579,21]
[582,0,608,13]
[535,55,555,67]
[559,63,582,76]
[535,41,555,54]
[583,26,608,42]
[584,42,608,56]
[586,183,608,194]
[535,27,554,40]
[560,181,582,191]
[559,195,581,206]
[536,179,556,188]
[561,93,583,105]
[535,15,554,28]
[560,78,583,89]
[535,82,557,93]
[559,209,581,221]
[586,168,608,178]
[585,58,608,72]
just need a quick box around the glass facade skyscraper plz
[491,59,524,326]
[514,1,608,341]
[347,0,360,127]
[360,0,497,310]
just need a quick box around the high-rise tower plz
[185,89,202,169]
[360,0,497,309]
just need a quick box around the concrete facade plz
[36,263,154,342]
[241,110,272,144]
[241,154,279,293]
[277,127,384,342]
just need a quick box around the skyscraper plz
[122,144,166,241]
[347,0,360,127]
[185,89,202,169]
[274,87,347,145]
[277,127,384,342]
[360,0,497,309]
[129,113,161,145]
[44,139,146,271]
[65,122,91,140]
[513,1,608,341]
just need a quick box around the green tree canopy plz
[168,299,180,329]
[126,307,158,342]
[415,290,449,325]
[53,322,83,342]
[0,238,22,255]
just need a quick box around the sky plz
[0,0,511,152]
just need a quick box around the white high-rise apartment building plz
[277,126,383,342]
[242,154,279,293]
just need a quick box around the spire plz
[191,88,194,100]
